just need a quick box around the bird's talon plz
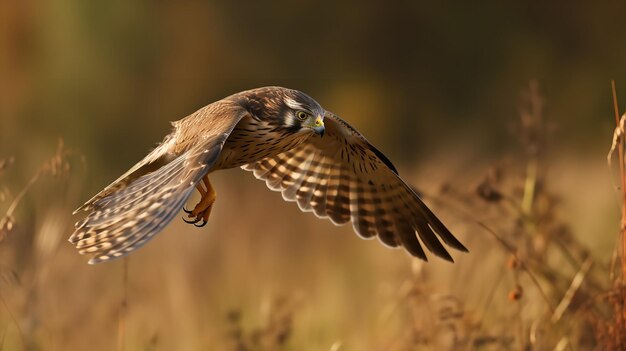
[182,175,215,228]
[183,217,200,224]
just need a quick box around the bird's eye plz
[296,111,308,120]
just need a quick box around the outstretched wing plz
[242,113,467,262]
[70,102,249,264]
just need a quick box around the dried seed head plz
[0,215,15,243]
[508,285,523,301]
[476,179,503,202]
[506,256,519,270]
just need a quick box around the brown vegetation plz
[3,1,626,349]
[0,82,624,350]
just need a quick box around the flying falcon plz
[70,87,468,264]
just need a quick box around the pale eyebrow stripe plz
[284,97,304,111]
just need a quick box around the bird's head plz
[237,87,326,137]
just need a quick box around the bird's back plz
[212,114,309,170]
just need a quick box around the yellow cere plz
[314,115,324,127]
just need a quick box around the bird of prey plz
[70,87,468,264]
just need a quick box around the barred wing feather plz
[242,113,468,262]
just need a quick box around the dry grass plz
[0,83,624,350]
[597,81,626,351]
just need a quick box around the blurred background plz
[1,1,626,350]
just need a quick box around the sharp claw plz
[183,206,192,214]
[183,217,200,224]
[194,220,207,228]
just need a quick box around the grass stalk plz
[611,81,626,281]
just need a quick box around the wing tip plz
[88,255,116,265]
[433,249,455,263]
[72,205,88,215]
[455,242,470,253]
[435,227,469,253]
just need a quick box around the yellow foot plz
[183,175,216,227]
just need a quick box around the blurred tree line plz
[1,0,625,191]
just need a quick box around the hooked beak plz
[311,115,325,137]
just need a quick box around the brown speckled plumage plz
[70,86,468,264]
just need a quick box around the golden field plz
[1,2,626,350]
